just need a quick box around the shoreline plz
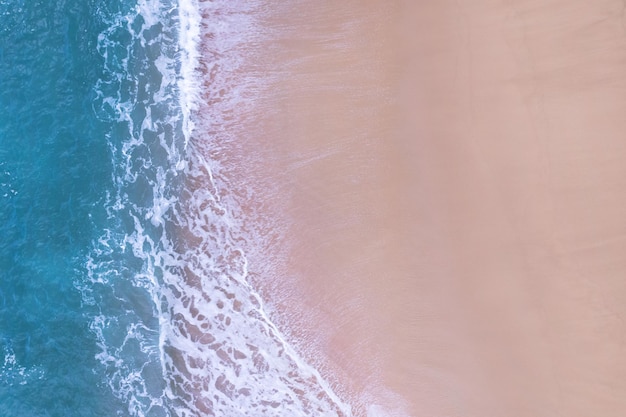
[234,1,410,415]
[195,1,626,415]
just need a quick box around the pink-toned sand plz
[212,1,626,415]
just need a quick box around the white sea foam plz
[0,345,44,386]
[0,163,17,198]
[80,0,366,416]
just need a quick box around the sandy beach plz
[203,0,626,415]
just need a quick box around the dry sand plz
[221,0,626,415]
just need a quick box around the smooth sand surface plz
[217,1,626,415]
[391,2,626,415]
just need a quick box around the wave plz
[76,0,358,415]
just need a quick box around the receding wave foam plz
[77,0,359,415]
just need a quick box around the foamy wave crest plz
[78,0,357,415]
[81,0,189,415]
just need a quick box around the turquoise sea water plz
[0,1,358,416]
[0,1,124,415]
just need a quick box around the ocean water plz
[0,1,360,416]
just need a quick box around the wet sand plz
[212,0,626,415]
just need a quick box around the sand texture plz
[214,1,626,415]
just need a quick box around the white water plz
[80,1,361,415]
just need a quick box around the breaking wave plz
[76,0,357,415]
